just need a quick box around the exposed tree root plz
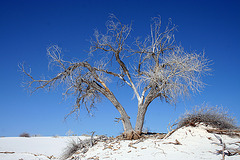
[117,131,167,140]
[207,129,240,137]
[214,134,240,158]
[163,129,177,140]
[116,131,140,140]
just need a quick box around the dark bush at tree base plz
[19,132,30,137]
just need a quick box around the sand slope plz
[0,125,239,160]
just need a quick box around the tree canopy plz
[20,15,211,139]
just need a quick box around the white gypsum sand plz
[0,124,239,160]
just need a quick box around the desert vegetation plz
[58,106,239,159]
[60,134,109,160]
[19,132,30,137]
[177,105,239,130]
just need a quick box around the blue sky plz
[0,0,239,137]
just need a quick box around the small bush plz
[53,135,59,138]
[19,132,30,137]
[32,134,41,137]
[60,135,108,159]
[177,105,238,130]
[60,139,82,160]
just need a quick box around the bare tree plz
[20,15,211,139]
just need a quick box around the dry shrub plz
[19,132,30,137]
[177,105,238,130]
[60,139,83,160]
[60,135,108,159]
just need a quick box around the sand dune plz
[0,124,239,160]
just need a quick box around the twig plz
[163,129,177,139]
[163,139,182,145]
[90,131,96,147]
[214,134,226,160]
[207,129,240,137]
[0,152,15,154]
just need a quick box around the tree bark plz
[104,93,134,138]
[134,91,155,135]
[134,104,148,135]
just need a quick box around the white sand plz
[0,125,239,160]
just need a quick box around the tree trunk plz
[135,89,156,135]
[90,78,135,139]
[134,104,148,135]
[105,93,134,139]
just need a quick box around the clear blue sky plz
[0,0,239,137]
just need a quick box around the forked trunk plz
[134,104,148,135]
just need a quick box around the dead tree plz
[20,15,211,139]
